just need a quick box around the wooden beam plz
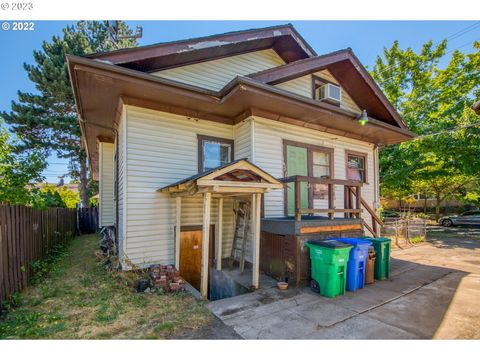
[200,192,211,299]
[197,179,283,189]
[294,180,301,221]
[279,176,363,187]
[298,208,362,214]
[211,186,266,194]
[252,193,261,289]
[216,197,223,271]
[175,197,181,270]
[300,223,362,234]
[328,183,334,220]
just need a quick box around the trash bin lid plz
[307,239,352,249]
[328,237,372,246]
[365,237,391,244]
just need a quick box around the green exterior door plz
[286,145,309,216]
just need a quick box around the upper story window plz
[346,151,367,183]
[198,135,233,172]
[312,75,342,106]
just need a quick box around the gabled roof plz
[157,159,284,195]
[89,24,316,72]
[67,25,415,179]
[247,48,407,129]
[67,53,415,179]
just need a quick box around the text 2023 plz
[11,2,34,10]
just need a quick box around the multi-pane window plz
[346,152,367,183]
[312,151,331,199]
[198,135,233,172]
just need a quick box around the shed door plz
[179,226,215,291]
[286,145,309,216]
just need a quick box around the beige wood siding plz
[153,49,285,91]
[117,110,126,258]
[275,69,361,113]
[251,116,377,232]
[99,142,115,227]
[123,106,236,266]
[234,119,252,160]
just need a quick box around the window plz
[312,151,331,199]
[198,135,233,172]
[346,151,367,183]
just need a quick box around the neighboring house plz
[381,195,465,212]
[68,24,414,298]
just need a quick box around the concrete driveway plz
[207,226,480,339]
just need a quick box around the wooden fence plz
[0,205,77,304]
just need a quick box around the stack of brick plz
[149,264,186,292]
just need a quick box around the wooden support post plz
[294,179,301,221]
[328,183,334,220]
[200,192,211,299]
[355,186,362,219]
[175,197,181,270]
[216,197,223,271]
[252,193,261,289]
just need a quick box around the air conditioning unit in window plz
[315,83,342,104]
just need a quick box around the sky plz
[0,20,479,184]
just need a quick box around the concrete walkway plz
[207,227,480,339]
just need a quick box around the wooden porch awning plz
[157,159,284,197]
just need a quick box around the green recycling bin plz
[364,237,391,280]
[305,239,352,298]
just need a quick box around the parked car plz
[438,210,480,227]
[382,209,400,219]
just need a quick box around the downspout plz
[373,144,380,214]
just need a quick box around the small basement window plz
[198,135,233,172]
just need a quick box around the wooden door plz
[286,145,309,216]
[178,225,215,292]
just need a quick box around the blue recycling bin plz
[327,238,372,292]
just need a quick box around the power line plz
[405,121,480,142]
[376,39,478,87]
[373,21,480,79]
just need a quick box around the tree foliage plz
[32,183,80,209]
[1,21,137,206]
[371,40,480,215]
[0,120,47,205]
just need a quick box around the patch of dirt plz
[170,316,241,339]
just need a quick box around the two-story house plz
[68,24,414,299]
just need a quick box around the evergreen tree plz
[1,21,138,206]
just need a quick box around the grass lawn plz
[0,234,214,339]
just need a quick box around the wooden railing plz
[348,187,383,237]
[279,176,383,237]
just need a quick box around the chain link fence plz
[382,218,427,248]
